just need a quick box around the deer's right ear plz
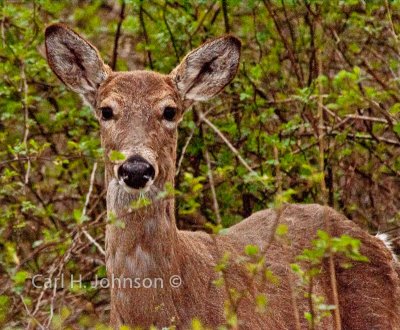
[45,24,110,105]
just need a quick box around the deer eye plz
[163,107,177,121]
[100,107,113,121]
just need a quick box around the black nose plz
[117,156,155,189]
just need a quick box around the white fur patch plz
[376,233,398,261]
[163,119,178,130]
[131,245,154,274]
[107,178,159,214]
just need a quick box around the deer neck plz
[105,171,179,277]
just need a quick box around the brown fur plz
[45,24,400,329]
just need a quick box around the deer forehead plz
[97,71,179,112]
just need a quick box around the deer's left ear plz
[170,36,241,102]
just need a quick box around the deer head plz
[45,24,240,197]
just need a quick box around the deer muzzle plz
[117,155,155,190]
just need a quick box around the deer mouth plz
[117,176,155,194]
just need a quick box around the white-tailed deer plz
[45,24,400,329]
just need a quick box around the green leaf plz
[256,293,268,312]
[109,150,126,161]
[276,224,288,236]
[244,244,259,256]
[13,271,29,284]
[394,122,400,135]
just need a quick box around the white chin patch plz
[118,178,154,194]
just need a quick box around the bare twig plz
[81,161,105,256]
[197,110,256,175]
[19,294,45,330]
[139,0,153,69]
[111,0,126,70]
[82,162,98,217]
[21,63,30,190]
[204,147,222,224]
[316,16,341,328]
[289,126,400,147]
[316,48,327,202]
[0,10,5,47]
[163,2,180,63]
[330,131,400,146]
[176,127,195,176]
[221,0,230,33]
[385,0,400,55]
[345,114,389,124]
[325,208,341,330]
[82,229,105,256]
[176,106,216,175]
[0,154,103,167]
[273,145,282,196]
[190,2,218,38]
[262,0,304,84]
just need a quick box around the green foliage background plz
[0,0,399,328]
